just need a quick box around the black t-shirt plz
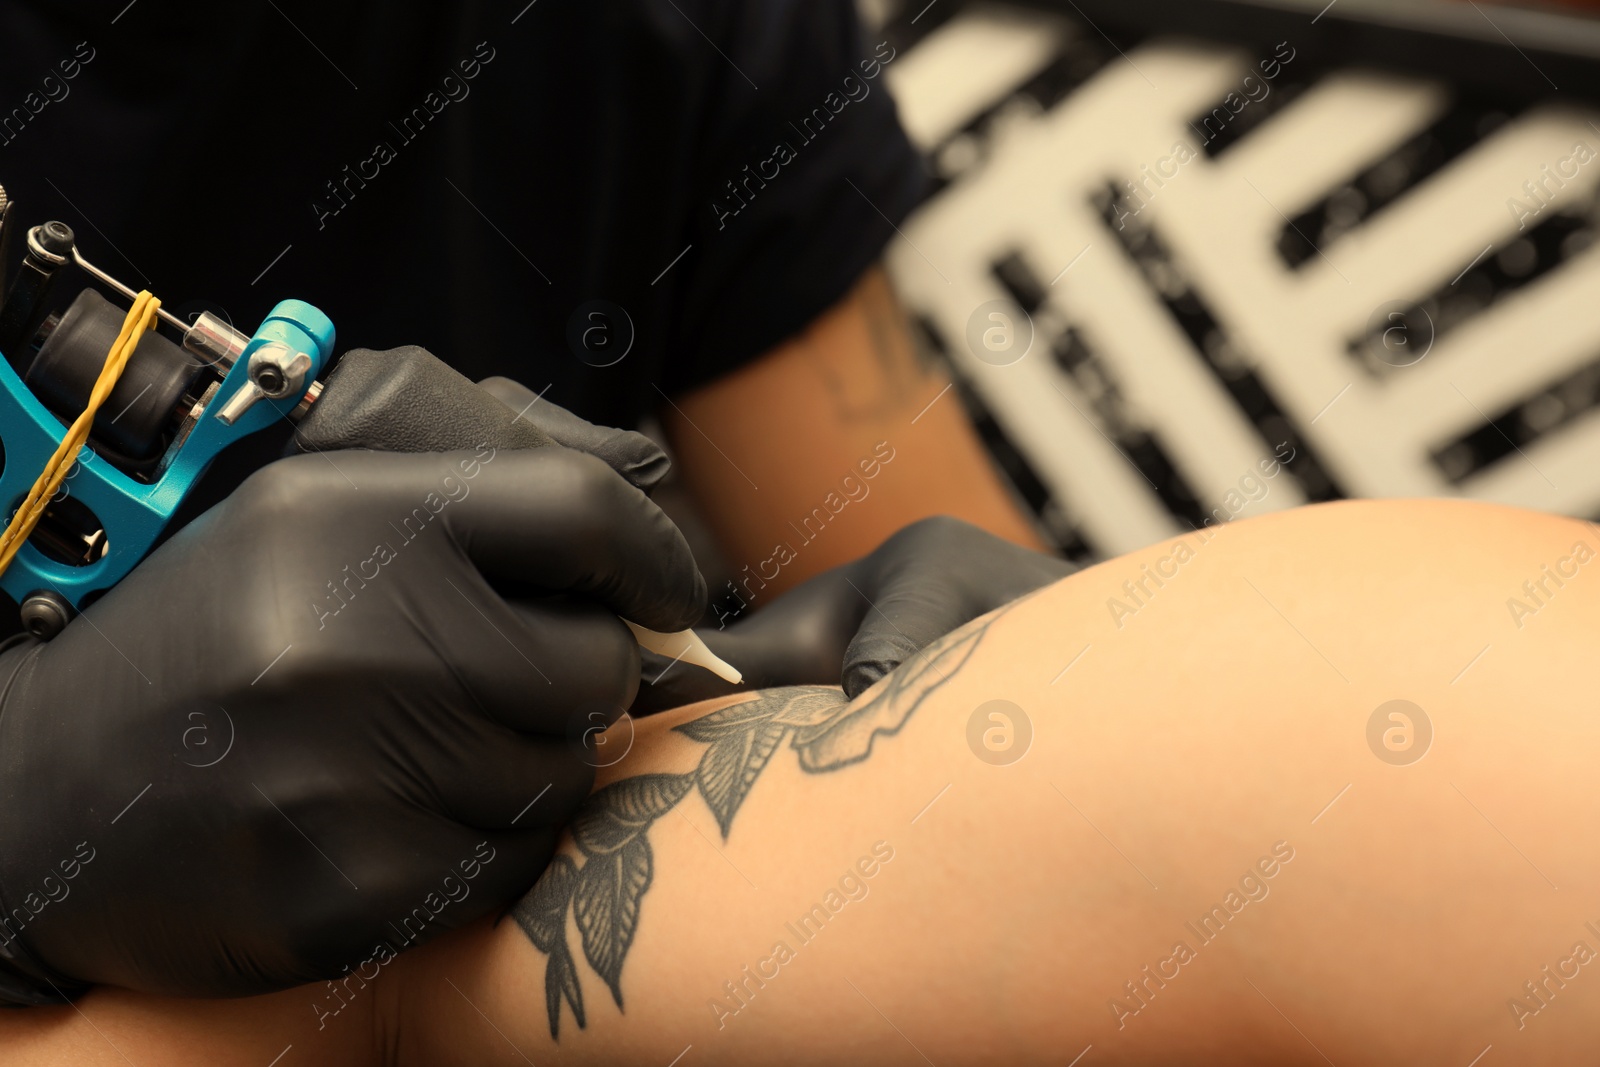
[0,0,927,428]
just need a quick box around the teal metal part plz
[0,299,334,609]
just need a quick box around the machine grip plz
[293,346,556,455]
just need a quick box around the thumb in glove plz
[631,516,1077,712]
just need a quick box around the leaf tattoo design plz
[571,774,690,1008]
[515,854,584,1037]
[675,687,842,837]
[571,773,694,855]
[511,774,688,1037]
[791,615,996,773]
[510,606,1010,1039]
[573,835,653,1007]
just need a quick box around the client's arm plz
[394,497,1600,1066]
[5,498,1599,1065]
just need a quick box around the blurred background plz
[841,0,1600,565]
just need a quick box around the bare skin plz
[4,497,1599,1065]
[663,264,1047,597]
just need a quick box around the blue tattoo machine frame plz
[0,197,335,638]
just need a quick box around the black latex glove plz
[476,376,671,494]
[0,445,705,1000]
[284,347,671,496]
[631,515,1077,713]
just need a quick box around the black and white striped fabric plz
[879,2,1600,562]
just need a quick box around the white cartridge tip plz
[624,620,743,685]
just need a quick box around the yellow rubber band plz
[0,290,161,578]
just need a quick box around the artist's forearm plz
[662,265,1045,600]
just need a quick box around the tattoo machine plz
[0,196,334,639]
[0,191,741,684]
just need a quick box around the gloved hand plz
[631,515,1077,713]
[476,375,670,494]
[460,375,1076,712]
[0,445,705,999]
[285,347,671,494]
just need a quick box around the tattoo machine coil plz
[0,189,335,638]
